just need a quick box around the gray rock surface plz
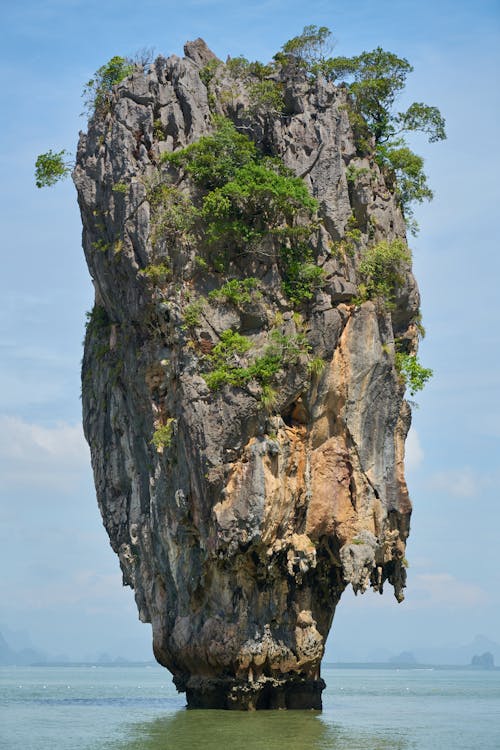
[75,41,420,709]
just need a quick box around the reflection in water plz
[114,708,411,750]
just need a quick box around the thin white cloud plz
[405,427,424,471]
[0,415,89,489]
[408,572,488,609]
[12,569,128,611]
[427,467,481,498]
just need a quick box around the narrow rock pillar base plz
[184,676,325,710]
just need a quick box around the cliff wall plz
[75,39,419,709]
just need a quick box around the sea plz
[1,664,499,749]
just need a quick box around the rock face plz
[75,42,419,709]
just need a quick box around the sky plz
[0,0,499,664]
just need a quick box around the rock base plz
[184,676,325,710]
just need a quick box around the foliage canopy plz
[35,149,71,188]
[164,117,321,303]
[395,352,433,396]
[321,46,445,226]
[278,28,446,229]
[82,55,134,116]
[276,25,334,70]
[162,116,257,189]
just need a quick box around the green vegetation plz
[357,238,411,307]
[82,55,134,116]
[151,418,176,450]
[208,277,261,306]
[84,304,111,360]
[248,80,284,115]
[203,329,253,390]
[199,58,221,88]
[164,117,321,304]
[153,119,165,140]
[281,254,326,305]
[324,47,444,229]
[194,255,208,270]
[34,150,71,188]
[377,145,433,226]
[162,116,257,189]
[270,330,310,360]
[412,312,426,339]
[330,215,363,261]
[183,299,205,328]
[283,37,445,147]
[112,182,128,194]
[199,59,221,109]
[200,152,321,301]
[226,56,251,79]
[226,56,274,81]
[260,384,278,411]
[203,328,310,394]
[307,356,326,377]
[200,160,317,248]
[218,57,279,113]
[140,262,171,283]
[147,183,197,249]
[91,239,111,253]
[345,163,370,183]
[395,352,433,396]
[37,32,444,239]
[36,55,135,188]
[85,304,109,334]
[322,49,415,140]
[277,27,446,230]
[276,25,334,72]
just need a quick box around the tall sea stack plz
[75,39,419,709]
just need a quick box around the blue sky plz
[0,0,499,662]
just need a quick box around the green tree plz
[395,352,433,396]
[36,55,134,188]
[278,31,446,230]
[395,102,446,143]
[326,48,414,143]
[325,48,445,227]
[322,46,445,146]
[82,55,134,116]
[34,149,72,188]
[379,145,434,220]
[277,25,334,70]
[248,80,285,115]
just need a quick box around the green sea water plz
[1,665,499,749]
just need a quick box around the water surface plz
[1,665,499,749]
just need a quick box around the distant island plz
[0,630,154,667]
[0,631,46,667]
[2,627,498,670]
[470,652,495,669]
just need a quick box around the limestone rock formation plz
[75,41,420,709]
